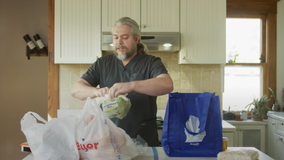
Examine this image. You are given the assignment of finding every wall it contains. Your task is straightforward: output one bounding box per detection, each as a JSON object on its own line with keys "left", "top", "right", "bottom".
{"left": 277, "top": 0, "right": 284, "bottom": 108}
{"left": 0, "top": 0, "right": 48, "bottom": 159}
{"left": 59, "top": 53, "right": 221, "bottom": 110}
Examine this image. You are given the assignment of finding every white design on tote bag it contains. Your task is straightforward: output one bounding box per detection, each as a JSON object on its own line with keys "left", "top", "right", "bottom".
{"left": 184, "top": 115, "right": 206, "bottom": 143}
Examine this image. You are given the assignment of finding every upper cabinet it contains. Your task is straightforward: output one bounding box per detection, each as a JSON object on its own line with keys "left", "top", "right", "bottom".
{"left": 54, "top": 0, "right": 101, "bottom": 64}
{"left": 179, "top": 0, "right": 226, "bottom": 64}
{"left": 102, "top": 0, "right": 179, "bottom": 32}
{"left": 54, "top": 0, "right": 225, "bottom": 64}
{"left": 102, "top": 0, "right": 140, "bottom": 32}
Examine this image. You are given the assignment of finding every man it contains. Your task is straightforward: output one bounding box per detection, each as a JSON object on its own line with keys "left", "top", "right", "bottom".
{"left": 71, "top": 17, "right": 173, "bottom": 146}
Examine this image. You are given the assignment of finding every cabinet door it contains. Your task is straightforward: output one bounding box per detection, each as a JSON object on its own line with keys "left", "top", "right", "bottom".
{"left": 222, "top": 132, "right": 234, "bottom": 147}
{"left": 238, "top": 125, "right": 265, "bottom": 153}
{"left": 275, "top": 133, "right": 284, "bottom": 160}
{"left": 179, "top": 0, "right": 226, "bottom": 64}
{"left": 267, "top": 117, "right": 276, "bottom": 159}
{"left": 232, "top": 125, "right": 239, "bottom": 147}
{"left": 141, "top": 0, "right": 179, "bottom": 32}
{"left": 55, "top": 0, "right": 101, "bottom": 64}
{"left": 101, "top": 0, "right": 140, "bottom": 32}
{"left": 275, "top": 119, "right": 284, "bottom": 136}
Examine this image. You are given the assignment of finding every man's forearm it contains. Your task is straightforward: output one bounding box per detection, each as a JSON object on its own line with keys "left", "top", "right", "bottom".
{"left": 71, "top": 80, "right": 98, "bottom": 101}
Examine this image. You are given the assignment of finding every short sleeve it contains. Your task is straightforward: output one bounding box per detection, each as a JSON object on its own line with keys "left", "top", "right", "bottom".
{"left": 150, "top": 56, "right": 168, "bottom": 78}
{"left": 81, "top": 61, "right": 101, "bottom": 87}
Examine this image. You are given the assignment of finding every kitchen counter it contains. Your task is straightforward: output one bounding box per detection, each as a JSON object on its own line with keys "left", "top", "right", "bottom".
{"left": 267, "top": 111, "right": 284, "bottom": 121}
{"left": 222, "top": 120, "right": 236, "bottom": 132}
{"left": 23, "top": 147, "right": 273, "bottom": 160}
{"left": 221, "top": 120, "right": 235, "bottom": 147}
{"left": 225, "top": 119, "right": 268, "bottom": 125}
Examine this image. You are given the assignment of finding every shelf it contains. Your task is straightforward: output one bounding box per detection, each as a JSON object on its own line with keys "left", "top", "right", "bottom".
{"left": 26, "top": 46, "right": 48, "bottom": 60}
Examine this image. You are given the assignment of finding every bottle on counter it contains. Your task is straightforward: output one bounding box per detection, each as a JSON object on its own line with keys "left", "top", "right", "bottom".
{"left": 240, "top": 111, "right": 247, "bottom": 120}
{"left": 222, "top": 137, "right": 228, "bottom": 151}
{"left": 33, "top": 34, "right": 47, "bottom": 53}
{"left": 23, "top": 34, "right": 37, "bottom": 52}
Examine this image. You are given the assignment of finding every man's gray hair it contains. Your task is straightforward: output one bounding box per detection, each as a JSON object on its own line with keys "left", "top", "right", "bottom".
{"left": 113, "top": 17, "right": 148, "bottom": 54}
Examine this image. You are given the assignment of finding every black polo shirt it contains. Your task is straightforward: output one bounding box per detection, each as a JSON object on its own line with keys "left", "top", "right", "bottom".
{"left": 81, "top": 53, "right": 168, "bottom": 146}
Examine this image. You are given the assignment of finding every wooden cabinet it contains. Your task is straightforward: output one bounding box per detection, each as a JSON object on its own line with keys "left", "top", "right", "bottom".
{"left": 179, "top": 0, "right": 226, "bottom": 64}
{"left": 227, "top": 120, "right": 267, "bottom": 153}
{"left": 267, "top": 112, "right": 284, "bottom": 159}
{"left": 102, "top": 0, "right": 179, "bottom": 32}
{"left": 54, "top": 0, "right": 101, "bottom": 64}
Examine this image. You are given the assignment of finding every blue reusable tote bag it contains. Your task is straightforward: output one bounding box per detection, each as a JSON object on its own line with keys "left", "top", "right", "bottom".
{"left": 161, "top": 92, "right": 222, "bottom": 157}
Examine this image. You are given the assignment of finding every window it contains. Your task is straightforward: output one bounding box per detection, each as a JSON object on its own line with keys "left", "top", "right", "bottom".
{"left": 226, "top": 18, "right": 262, "bottom": 63}
{"left": 223, "top": 15, "right": 266, "bottom": 112}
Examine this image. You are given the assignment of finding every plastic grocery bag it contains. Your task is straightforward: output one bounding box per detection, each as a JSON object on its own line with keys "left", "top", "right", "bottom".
{"left": 161, "top": 92, "right": 222, "bottom": 157}
{"left": 20, "top": 111, "right": 79, "bottom": 160}
{"left": 75, "top": 97, "right": 139, "bottom": 160}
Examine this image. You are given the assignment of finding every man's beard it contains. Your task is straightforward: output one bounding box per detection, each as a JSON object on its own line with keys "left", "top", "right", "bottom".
{"left": 114, "top": 43, "right": 137, "bottom": 60}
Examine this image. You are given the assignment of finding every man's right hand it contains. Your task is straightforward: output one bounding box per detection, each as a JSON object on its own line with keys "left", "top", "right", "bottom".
{"left": 72, "top": 79, "right": 110, "bottom": 100}
{"left": 94, "top": 87, "right": 110, "bottom": 98}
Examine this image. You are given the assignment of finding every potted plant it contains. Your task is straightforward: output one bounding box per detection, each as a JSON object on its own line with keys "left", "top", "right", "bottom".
{"left": 245, "top": 95, "right": 271, "bottom": 121}
{"left": 269, "top": 87, "right": 280, "bottom": 111}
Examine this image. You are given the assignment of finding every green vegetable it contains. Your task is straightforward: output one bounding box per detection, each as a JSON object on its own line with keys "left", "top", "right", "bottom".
{"left": 101, "top": 95, "right": 131, "bottom": 119}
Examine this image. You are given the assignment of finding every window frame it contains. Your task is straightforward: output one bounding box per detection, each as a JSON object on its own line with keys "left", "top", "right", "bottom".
{"left": 226, "top": 14, "right": 266, "bottom": 64}
{"left": 226, "top": 0, "right": 278, "bottom": 108}
{"left": 226, "top": 14, "right": 267, "bottom": 97}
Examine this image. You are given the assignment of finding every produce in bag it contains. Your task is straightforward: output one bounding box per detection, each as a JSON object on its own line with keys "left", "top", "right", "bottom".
{"left": 75, "top": 97, "right": 139, "bottom": 160}
{"left": 98, "top": 94, "right": 131, "bottom": 119}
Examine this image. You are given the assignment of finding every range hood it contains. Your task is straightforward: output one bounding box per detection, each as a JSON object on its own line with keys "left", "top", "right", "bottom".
{"left": 101, "top": 32, "right": 180, "bottom": 52}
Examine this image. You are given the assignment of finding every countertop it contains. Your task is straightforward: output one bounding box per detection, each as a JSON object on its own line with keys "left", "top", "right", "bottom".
{"left": 222, "top": 120, "right": 236, "bottom": 132}
{"left": 22, "top": 147, "right": 273, "bottom": 160}
{"left": 267, "top": 111, "right": 284, "bottom": 121}
{"left": 225, "top": 119, "right": 268, "bottom": 125}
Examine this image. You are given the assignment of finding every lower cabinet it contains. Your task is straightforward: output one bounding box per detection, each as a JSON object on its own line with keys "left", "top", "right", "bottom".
{"left": 227, "top": 121, "right": 267, "bottom": 153}
{"left": 267, "top": 117, "right": 276, "bottom": 159}
{"left": 274, "top": 133, "right": 284, "bottom": 160}
{"left": 222, "top": 132, "right": 234, "bottom": 147}
{"left": 267, "top": 112, "right": 284, "bottom": 160}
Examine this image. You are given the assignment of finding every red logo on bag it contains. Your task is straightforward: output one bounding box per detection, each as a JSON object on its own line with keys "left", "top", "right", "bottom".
{"left": 76, "top": 142, "right": 99, "bottom": 152}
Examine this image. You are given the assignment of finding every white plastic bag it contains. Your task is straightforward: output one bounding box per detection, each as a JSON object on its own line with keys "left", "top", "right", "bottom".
{"left": 20, "top": 111, "right": 79, "bottom": 160}
{"left": 75, "top": 97, "right": 139, "bottom": 160}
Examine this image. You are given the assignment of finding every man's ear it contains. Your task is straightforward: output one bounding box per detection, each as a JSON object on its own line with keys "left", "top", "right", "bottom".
{"left": 135, "top": 35, "right": 140, "bottom": 44}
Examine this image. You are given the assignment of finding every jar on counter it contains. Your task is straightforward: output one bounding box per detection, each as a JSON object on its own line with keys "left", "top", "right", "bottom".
{"left": 222, "top": 137, "right": 228, "bottom": 151}
{"left": 240, "top": 111, "right": 247, "bottom": 120}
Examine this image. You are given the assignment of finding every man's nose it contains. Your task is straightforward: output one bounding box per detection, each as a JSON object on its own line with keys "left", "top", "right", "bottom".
{"left": 117, "top": 37, "right": 123, "bottom": 44}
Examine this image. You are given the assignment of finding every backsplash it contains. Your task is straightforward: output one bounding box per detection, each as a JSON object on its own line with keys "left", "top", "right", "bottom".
{"left": 59, "top": 52, "right": 221, "bottom": 110}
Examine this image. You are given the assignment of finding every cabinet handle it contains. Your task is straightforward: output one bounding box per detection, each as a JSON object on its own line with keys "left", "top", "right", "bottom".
{"left": 142, "top": 25, "right": 146, "bottom": 28}
{"left": 281, "top": 122, "right": 284, "bottom": 125}
{"left": 182, "top": 56, "right": 186, "bottom": 59}
{"left": 279, "top": 137, "right": 283, "bottom": 141}
{"left": 272, "top": 122, "right": 275, "bottom": 125}
{"left": 239, "top": 129, "right": 242, "bottom": 131}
